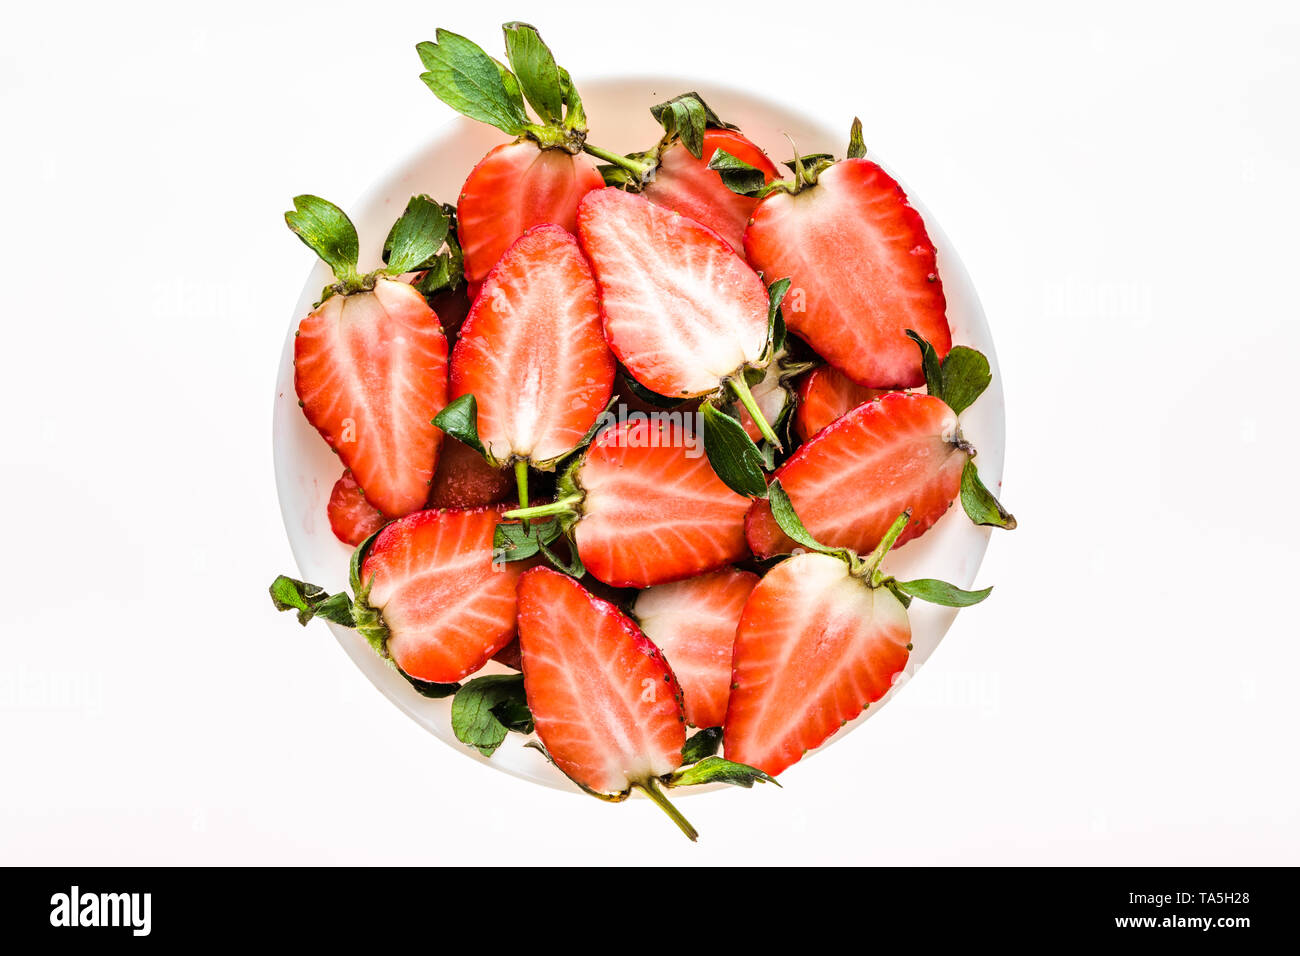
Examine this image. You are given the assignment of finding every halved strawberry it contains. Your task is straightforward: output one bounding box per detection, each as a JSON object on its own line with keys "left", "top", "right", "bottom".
{"left": 457, "top": 141, "right": 604, "bottom": 285}
{"left": 745, "top": 157, "right": 951, "bottom": 388}
{"left": 577, "top": 188, "right": 770, "bottom": 401}
{"left": 427, "top": 438, "right": 514, "bottom": 510}
{"left": 724, "top": 551, "right": 911, "bottom": 776}
{"left": 359, "top": 507, "right": 525, "bottom": 683}
{"left": 517, "top": 566, "right": 686, "bottom": 795}
{"left": 746, "top": 392, "right": 968, "bottom": 558}
{"left": 794, "top": 364, "right": 888, "bottom": 442}
{"left": 450, "top": 224, "right": 614, "bottom": 468}
{"left": 327, "top": 469, "right": 388, "bottom": 547}
{"left": 295, "top": 276, "right": 449, "bottom": 518}
{"left": 643, "top": 128, "right": 779, "bottom": 257}
{"left": 633, "top": 568, "right": 758, "bottom": 728}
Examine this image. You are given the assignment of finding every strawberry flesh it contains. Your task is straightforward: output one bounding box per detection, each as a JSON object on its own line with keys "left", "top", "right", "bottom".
{"left": 450, "top": 224, "right": 614, "bottom": 465}
{"left": 643, "top": 128, "right": 779, "bottom": 258}
{"left": 745, "top": 158, "right": 951, "bottom": 388}
{"left": 747, "top": 392, "right": 967, "bottom": 558}
{"left": 361, "top": 507, "right": 524, "bottom": 683}
{"left": 578, "top": 187, "right": 769, "bottom": 398}
{"left": 327, "top": 469, "right": 388, "bottom": 547}
{"left": 458, "top": 141, "right": 604, "bottom": 285}
{"left": 576, "top": 418, "right": 752, "bottom": 587}
{"left": 724, "top": 553, "right": 911, "bottom": 776}
{"left": 633, "top": 568, "right": 759, "bottom": 728}
{"left": 794, "top": 364, "right": 889, "bottom": 442}
{"left": 294, "top": 278, "right": 448, "bottom": 518}
{"left": 517, "top": 566, "right": 685, "bottom": 795}
{"left": 427, "top": 438, "right": 514, "bottom": 510}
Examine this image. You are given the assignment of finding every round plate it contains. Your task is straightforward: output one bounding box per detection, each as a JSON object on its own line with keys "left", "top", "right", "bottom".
{"left": 272, "top": 76, "right": 1006, "bottom": 792}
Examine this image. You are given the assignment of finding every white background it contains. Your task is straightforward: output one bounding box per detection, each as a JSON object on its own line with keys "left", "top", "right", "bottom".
{"left": 2, "top": 0, "right": 1296, "bottom": 864}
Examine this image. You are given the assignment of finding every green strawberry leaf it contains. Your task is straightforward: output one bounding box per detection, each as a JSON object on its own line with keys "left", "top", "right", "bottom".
{"left": 452, "top": 674, "right": 532, "bottom": 757}
{"left": 417, "top": 29, "right": 529, "bottom": 136}
{"left": 502, "top": 22, "right": 563, "bottom": 125}
{"left": 782, "top": 152, "right": 835, "bottom": 175}
{"left": 892, "top": 577, "right": 992, "bottom": 607}
{"left": 940, "top": 346, "right": 992, "bottom": 416}
{"left": 411, "top": 225, "right": 465, "bottom": 298}
{"left": 707, "top": 148, "right": 767, "bottom": 196}
{"left": 538, "top": 534, "right": 585, "bottom": 578}
{"left": 960, "top": 458, "right": 1017, "bottom": 529}
{"left": 666, "top": 756, "right": 780, "bottom": 789}
{"left": 764, "top": 277, "right": 792, "bottom": 362}
{"left": 702, "top": 402, "right": 768, "bottom": 498}
{"left": 493, "top": 517, "right": 563, "bottom": 563}
{"left": 433, "top": 394, "right": 488, "bottom": 459}
{"left": 681, "top": 726, "right": 723, "bottom": 764}
{"left": 268, "top": 576, "right": 355, "bottom": 627}
{"left": 847, "top": 116, "right": 866, "bottom": 159}
{"left": 766, "top": 480, "right": 840, "bottom": 557}
{"left": 905, "top": 329, "right": 945, "bottom": 402}
{"left": 285, "top": 195, "right": 360, "bottom": 284}
{"left": 398, "top": 665, "right": 460, "bottom": 699}
{"left": 383, "top": 195, "right": 451, "bottom": 277}
{"left": 649, "top": 92, "right": 710, "bottom": 158}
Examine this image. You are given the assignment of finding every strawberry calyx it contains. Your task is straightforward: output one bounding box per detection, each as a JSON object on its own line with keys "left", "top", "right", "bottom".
{"left": 586, "top": 90, "right": 740, "bottom": 191}
{"left": 767, "top": 481, "right": 993, "bottom": 608}
{"left": 417, "top": 24, "right": 588, "bottom": 154}
{"left": 709, "top": 117, "right": 869, "bottom": 200}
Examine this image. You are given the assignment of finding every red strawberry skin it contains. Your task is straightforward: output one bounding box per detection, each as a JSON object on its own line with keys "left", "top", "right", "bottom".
{"left": 295, "top": 278, "right": 448, "bottom": 518}
{"left": 724, "top": 552, "right": 911, "bottom": 776}
{"left": 576, "top": 419, "right": 752, "bottom": 587}
{"left": 644, "top": 128, "right": 779, "bottom": 257}
{"left": 633, "top": 568, "right": 759, "bottom": 728}
{"left": 747, "top": 392, "right": 967, "bottom": 558}
{"left": 360, "top": 507, "right": 523, "bottom": 683}
{"left": 327, "top": 469, "right": 388, "bottom": 547}
{"left": 794, "top": 365, "right": 889, "bottom": 442}
{"left": 578, "top": 187, "right": 769, "bottom": 398}
{"left": 517, "top": 566, "right": 685, "bottom": 794}
{"left": 426, "top": 438, "right": 513, "bottom": 510}
{"left": 450, "top": 225, "right": 615, "bottom": 465}
{"left": 458, "top": 141, "right": 604, "bottom": 285}
{"left": 745, "top": 159, "right": 951, "bottom": 388}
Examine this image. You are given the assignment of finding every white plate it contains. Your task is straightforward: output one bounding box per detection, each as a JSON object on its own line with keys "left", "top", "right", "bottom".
{"left": 272, "top": 77, "right": 1006, "bottom": 792}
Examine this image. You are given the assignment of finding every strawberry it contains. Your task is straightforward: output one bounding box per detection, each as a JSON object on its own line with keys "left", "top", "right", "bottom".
{"left": 288, "top": 196, "right": 451, "bottom": 518}
{"left": 577, "top": 187, "right": 787, "bottom": 449}
{"left": 418, "top": 26, "right": 604, "bottom": 285}
{"left": 736, "top": 122, "right": 951, "bottom": 389}
{"left": 269, "top": 506, "right": 527, "bottom": 685}
{"left": 427, "top": 438, "right": 514, "bottom": 510}
{"left": 633, "top": 568, "right": 759, "bottom": 728}
{"left": 746, "top": 392, "right": 968, "bottom": 558}
{"left": 327, "top": 469, "right": 388, "bottom": 547}
{"left": 642, "top": 127, "right": 780, "bottom": 256}
{"left": 725, "top": 486, "right": 992, "bottom": 776}
{"left": 517, "top": 566, "right": 686, "bottom": 795}
{"left": 505, "top": 418, "right": 752, "bottom": 587}
{"left": 794, "top": 364, "right": 889, "bottom": 442}
{"left": 449, "top": 225, "right": 615, "bottom": 475}
{"left": 456, "top": 141, "right": 604, "bottom": 286}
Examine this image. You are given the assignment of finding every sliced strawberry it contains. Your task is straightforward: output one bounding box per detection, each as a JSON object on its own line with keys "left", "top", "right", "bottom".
{"left": 633, "top": 568, "right": 758, "bottom": 728}
{"left": 574, "top": 418, "right": 752, "bottom": 587}
{"left": 744, "top": 158, "right": 951, "bottom": 388}
{"left": 458, "top": 141, "right": 604, "bottom": 285}
{"left": 724, "top": 552, "right": 911, "bottom": 776}
{"left": 794, "top": 364, "right": 888, "bottom": 442}
{"left": 450, "top": 225, "right": 615, "bottom": 467}
{"left": 517, "top": 566, "right": 685, "bottom": 795}
{"left": 360, "top": 507, "right": 523, "bottom": 683}
{"left": 746, "top": 392, "right": 967, "bottom": 558}
{"left": 294, "top": 277, "right": 448, "bottom": 518}
{"left": 643, "top": 128, "right": 779, "bottom": 257}
{"left": 327, "top": 469, "right": 388, "bottom": 547}
{"left": 577, "top": 187, "right": 769, "bottom": 399}
{"left": 427, "top": 438, "right": 513, "bottom": 510}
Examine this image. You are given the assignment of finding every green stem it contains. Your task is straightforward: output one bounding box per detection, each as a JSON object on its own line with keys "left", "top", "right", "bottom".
{"left": 856, "top": 509, "right": 912, "bottom": 582}
{"left": 514, "top": 460, "right": 531, "bottom": 531}
{"left": 634, "top": 777, "right": 699, "bottom": 843}
{"left": 502, "top": 495, "right": 583, "bottom": 522}
{"left": 729, "top": 373, "right": 783, "bottom": 450}
{"left": 582, "top": 143, "right": 656, "bottom": 183}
